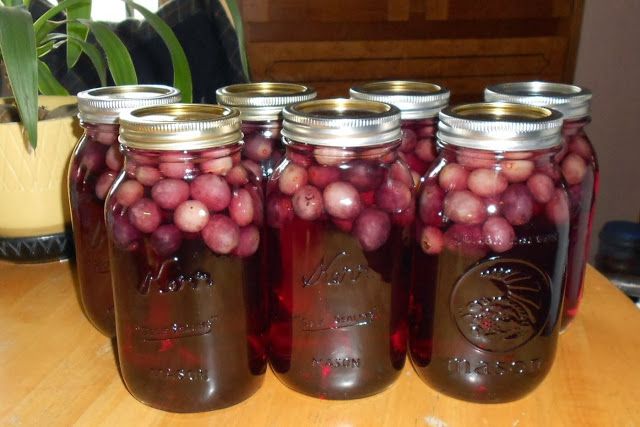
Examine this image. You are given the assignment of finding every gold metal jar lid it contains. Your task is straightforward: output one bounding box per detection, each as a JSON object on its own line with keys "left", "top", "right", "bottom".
{"left": 437, "top": 102, "right": 564, "bottom": 151}
{"left": 282, "top": 98, "right": 401, "bottom": 147}
{"left": 484, "top": 81, "right": 592, "bottom": 120}
{"left": 349, "top": 80, "right": 450, "bottom": 120}
{"left": 216, "top": 82, "right": 317, "bottom": 121}
{"left": 77, "top": 85, "right": 181, "bottom": 124}
{"left": 119, "top": 104, "right": 242, "bottom": 151}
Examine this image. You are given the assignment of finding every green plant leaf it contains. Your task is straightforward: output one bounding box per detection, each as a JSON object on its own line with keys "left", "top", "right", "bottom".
{"left": 66, "top": 35, "right": 107, "bottom": 86}
{"left": 0, "top": 5, "right": 38, "bottom": 148}
{"left": 225, "top": 0, "right": 250, "bottom": 81}
{"left": 35, "top": 20, "right": 64, "bottom": 43}
{"left": 82, "top": 20, "right": 137, "bottom": 85}
{"left": 124, "top": 0, "right": 193, "bottom": 102}
{"left": 66, "top": 0, "right": 90, "bottom": 68}
{"left": 33, "top": 0, "right": 88, "bottom": 42}
{"left": 37, "top": 60, "right": 69, "bottom": 96}
{"left": 37, "top": 40, "right": 56, "bottom": 57}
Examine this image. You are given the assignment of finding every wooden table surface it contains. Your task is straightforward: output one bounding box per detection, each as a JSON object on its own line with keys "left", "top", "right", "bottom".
{"left": 1, "top": 260, "right": 639, "bottom": 427}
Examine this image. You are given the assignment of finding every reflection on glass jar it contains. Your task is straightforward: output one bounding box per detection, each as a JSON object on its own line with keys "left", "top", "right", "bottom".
{"left": 410, "top": 102, "right": 569, "bottom": 403}
{"left": 267, "top": 99, "right": 412, "bottom": 399}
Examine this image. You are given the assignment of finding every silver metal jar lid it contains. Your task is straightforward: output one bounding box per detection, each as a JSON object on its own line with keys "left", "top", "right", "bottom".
{"left": 77, "top": 85, "right": 181, "bottom": 124}
{"left": 282, "top": 98, "right": 401, "bottom": 147}
{"left": 484, "top": 81, "right": 592, "bottom": 120}
{"left": 216, "top": 82, "right": 317, "bottom": 122}
{"left": 437, "top": 102, "right": 564, "bottom": 151}
{"left": 349, "top": 80, "right": 450, "bottom": 120}
{"left": 119, "top": 104, "right": 242, "bottom": 151}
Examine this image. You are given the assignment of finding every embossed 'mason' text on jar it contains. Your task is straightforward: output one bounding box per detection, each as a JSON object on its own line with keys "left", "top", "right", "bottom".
{"left": 409, "top": 102, "right": 570, "bottom": 403}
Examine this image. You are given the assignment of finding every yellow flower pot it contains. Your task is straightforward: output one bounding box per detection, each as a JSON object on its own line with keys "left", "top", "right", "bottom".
{"left": 0, "top": 96, "right": 82, "bottom": 237}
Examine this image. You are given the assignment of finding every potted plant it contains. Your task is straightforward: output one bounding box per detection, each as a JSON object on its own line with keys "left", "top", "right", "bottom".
{"left": 0, "top": 0, "right": 192, "bottom": 261}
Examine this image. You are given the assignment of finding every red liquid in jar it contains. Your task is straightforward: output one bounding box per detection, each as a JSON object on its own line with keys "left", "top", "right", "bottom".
{"left": 397, "top": 117, "right": 438, "bottom": 178}
{"left": 68, "top": 123, "right": 122, "bottom": 336}
{"left": 267, "top": 146, "right": 411, "bottom": 399}
{"left": 106, "top": 146, "right": 267, "bottom": 412}
{"left": 410, "top": 148, "right": 570, "bottom": 403}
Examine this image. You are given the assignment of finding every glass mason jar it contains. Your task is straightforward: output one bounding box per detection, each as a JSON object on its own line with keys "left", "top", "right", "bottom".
{"left": 410, "top": 103, "right": 570, "bottom": 403}
{"left": 350, "top": 81, "right": 450, "bottom": 181}
{"left": 485, "top": 82, "right": 598, "bottom": 331}
{"left": 106, "top": 104, "right": 267, "bottom": 412}
{"left": 68, "top": 85, "right": 181, "bottom": 337}
{"left": 216, "top": 82, "right": 317, "bottom": 180}
{"left": 267, "top": 99, "right": 413, "bottom": 399}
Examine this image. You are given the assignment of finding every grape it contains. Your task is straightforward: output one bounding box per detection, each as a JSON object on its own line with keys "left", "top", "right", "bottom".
{"left": 343, "top": 161, "right": 384, "bottom": 191}
{"left": 527, "top": 173, "right": 555, "bottom": 203}
{"left": 419, "top": 183, "right": 445, "bottom": 226}
{"left": 234, "top": 225, "right": 260, "bottom": 257}
{"left": 456, "top": 149, "right": 495, "bottom": 169}
{"left": 401, "top": 152, "right": 428, "bottom": 175}
{"left": 292, "top": 185, "right": 324, "bottom": 221}
{"left": 323, "top": 181, "right": 362, "bottom": 220}
{"left": 500, "top": 184, "right": 534, "bottom": 226}
{"left": 128, "top": 198, "right": 162, "bottom": 233}
{"left": 202, "top": 214, "right": 239, "bottom": 254}
{"left": 443, "top": 190, "right": 487, "bottom": 225}
{"left": 115, "top": 180, "right": 144, "bottom": 207}
{"left": 375, "top": 179, "right": 412, "bottom": 213}
{"left": 561, "top": 153, "right": 587, "bottom": 185}
{"left": 135, "top": 166, "right": 162, "bottom": 186}
{"left": 150, "top": 224, "right": 183, "bottom": 257}
{"left": 414, "top": 139, "right": 436, "bottom": 162}
{"left": 392, "top": 202, "right": 415, "bottom": 226}
{"left": 201, "top": 156, "right": 233, "bottom": 175}
{"left": 388, "top": 161, "right": 414, "bottom": 188}
{"left": 278, "top": 163, "right": 308, "bottom": 195}
{"left": 151, "top": 179, "right": 190, "bottom": 210}
{"left": 419, "top": 226, "right": 444, "bottom": 254}
{"left": 501, "top": 160, "right": 534, "bottom": 183}
{"left": 308, "top": 165, "right": 341, "bottom": 189}
{"left": 545, "top": 188, "right": 570, "bottom": 224}
{"left": 569, "top": 135, "right": 593, "bottom": 159}
{"left": 244, "top": 134, "right": 273, "bottom": 162}
{"left": 400, "top": 128, "right": 417, "bottom": 153}
{"left": 159, "top": 161, "right": 196, "bottom": 179}
{"left": 482, "top": 216, "right": 515, "bottom": 253}
{"left": 229, "top": 188, "right": 255, "bottom": 227}
{"left": 267, "top": 194, "right": 294, "bottom": 228}
{"left": 95, "top": 130, "right": 118, "bottom": 145}
{"left": 79, "top": 142, "right": 107, "bottom": 172}
{"left": 417, "top": 124, "right": 436, "bottom": 138}
{"left": 467, "top": 168, "right": 507, "bottom": 197}
{"left": 353, "top": 208, "right": 391, "bottom": 251}
{"left": 111, "top": 215, "right": 141, "bottom": 250}
{"left": 105, "top": 144, "right": 123, "bottom": 171}
{"left": 246, "top": 185, "right": 264, "bottom": 226}
{"left": 95, "top": 171, "right": 116, "bottom": 200}
{"left": 226, "top": 164, "right": 249, "bottom": 186}
{"left": 241, "top": 159, "right": 263, "bottom": 180}
{"left": 190, "top": 174, "right": 231, "bottom": 211}
{"left": 439, "top": 163, "right": 469, "bottom": 191}
{"left": 314, "top": 147, "right": 354, "bottom": 166}
{"left": 174, "top": 200, "right": 210, "bottom": 232}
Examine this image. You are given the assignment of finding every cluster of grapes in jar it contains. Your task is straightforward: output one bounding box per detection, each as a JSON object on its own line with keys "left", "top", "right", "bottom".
{"left": 107, "top": 146, "right": 264, "bottom": 258}
{"left": 75, "top": 128, "right": 123, "bottom": 200}
{"left": 556, "top": 122, "right": 595, "bottom": 214}
{"left": 267, "top": 143, "right": 415, "bottom": 251}
{"left": 240, "top": 122, "right": 284, "bottom": 177}
{"left": 417, "top": 149, "right": 570, "bottom": 256}
{"left": 396, "top": 118, "right": 438, "bottom": 180}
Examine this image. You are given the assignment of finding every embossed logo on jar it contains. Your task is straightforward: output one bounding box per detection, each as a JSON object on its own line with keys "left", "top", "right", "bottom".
{"left": 302, "top": 251, "right": 369, "bottom": 288}
{"left": 138, "top": 257, "right": 214, "bottom": 294}
{"left": 450, "top": 258, "right": 551, "bottom": 352}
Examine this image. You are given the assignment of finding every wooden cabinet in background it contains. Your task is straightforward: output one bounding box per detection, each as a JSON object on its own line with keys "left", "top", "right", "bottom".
{"left": 238, "top": 0, "right": 584, "bottom": 102}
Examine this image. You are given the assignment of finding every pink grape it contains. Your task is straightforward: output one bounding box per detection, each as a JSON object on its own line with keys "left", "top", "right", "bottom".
{"left": 500, "top": 184, "right": 534, "bottom": 226}
{"left": 419, "top": 226, "right": 444, "bottom": 254}
{"left": 292, "top": 185, "right": 324, "bottom": 221}
{"left": 439, "top": 163, "right": 469, "bottom": 191}
{"left": 288, "top": 151, "right": 312, "bottom": 167}
{"left": 135, "top": 166, "right": 162, "bottom": 186}
{"left": 202, "top": 215, "right": 239, "bottom": 254}
{"left": 323, "top": 181, "right": 362, "bottom": 220}
{"left": 415, "top": 139, "right": 436, "bottom": 162}
{"left": 174, "top": 200, "right": 210, "bottom": 232}
{"left": 267, "top": 194, "right": 294, "bottom": 228}
{"left": 569, "top": 135, "right": 593, "bottom": 159}
{"left": 201, "top": 147, "right": 231, "bottom": 159}
{"left": 159, "top": 160, "right": 196, "bottom": 179}
{"left": 242, "top": 160, "right": 262, "bottom": 180}
{"left": 400, "top": 152, "right": 428, "bottom": 175}
{"left": 444, "top": 224, "right": 487, "bottom": 258}
{"left": 201, "top": 156, "right": 233, "bottom": 175}
{"left": 105, "top": 144, "right": 123, "bottom": 171}
{"left": 343, "top": 161, "right": 384, "bottom": 191}
{"left": 115, "top": 180, "right": 144, "bottom": 207}
{"left": 278, "top": 163, "right": 308, "bottom": 195}
{"left": 190, "top": 174, "right": 231, "bottom": 211}
{"left": 417, "top": 123, "right": 436, "bottom": 138}
{"left": 482, "top": 216, "right": 515, "bottom": 253}
{"left": 79, "top": 142, "right": 107, "bottom": 172}
{"left": 389, "top": 161, "right": 414, "bottom": 188}
{"left": 150, "top": 224, "right": 183, "bottom": 257}
{"left": 527, "top": 173, "right": 555, "bottom": 203}
{"left": 419, "top": 183, "right": 445, "bottom": 226}
{"left": 229, "top": 188, "right": 255, "bottom": 227}
{"left": 246, "top": 185, "right": 264, "bottom": 226}
{"left": 111, "top": 215, "right": 141, "bottom": 250}
{"left": 353, "top": 208, "right": 391, "bottom": 251}
{"left": 128, "top": 198, "right": 162, "bottom": 233}
{"left": 308, "top": 165, "right": 341, "bottom": 189}
{"left": 467, "top": 168, "right": 507, "bottom": 197}
{"left": 233, "top": 225, "right": 260, "bottom": 257}
{"left": 314, "top": 147, "right": 354, "bottom": 166}
{"left": 151, "top": 179, "right": 190, "bottom": 210}
{"left": 392, "top": 202, "right": 415, "bottom": 226}
{"left": 375, "top": 179, "right": 412, "bottom": 213}
{"left": 456, "top": 150, "right": 495, "bottom": 169}
{"left": 561, "top": 153, "right": 587, "bottom": 185}
{"left": 500, "top": 160, "right": 534, "bottom": 183}
{"left": 244, "top": 134, "right": 273, "bottom": 162}
{"left": 226, "top": 164, "right": 249, "bottom": 186}
{"left": 400, "top": 128, "right": 417, "bottom": 153}
{"left": 443, "top": 190, "right": 487, "bottom": 225}
{"left": 545, "top": 188, "right": 570, "bottom": 224}
{"left": 95, "top": 130, "right": 118, "bottom": 145}
{"left": 95, "top": 171, "right": 116, "bottom": 200}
